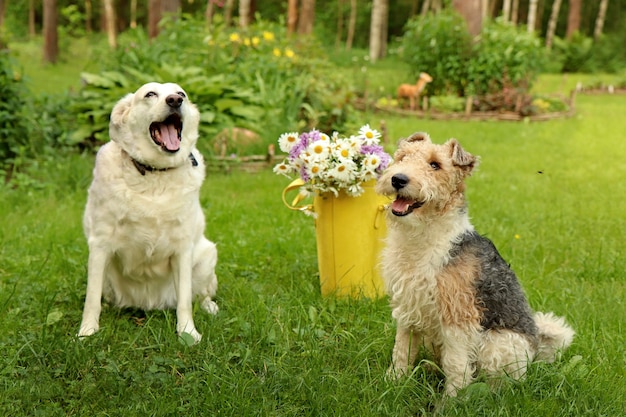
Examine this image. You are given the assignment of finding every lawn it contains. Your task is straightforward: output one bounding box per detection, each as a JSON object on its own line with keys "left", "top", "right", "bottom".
{"left": 1, "top": 41, "right": 625, "bottom": 415}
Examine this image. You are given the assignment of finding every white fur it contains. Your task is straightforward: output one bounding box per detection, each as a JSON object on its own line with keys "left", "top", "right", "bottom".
{"left": 78, "top": 83, "right": 218, "bottom": 344}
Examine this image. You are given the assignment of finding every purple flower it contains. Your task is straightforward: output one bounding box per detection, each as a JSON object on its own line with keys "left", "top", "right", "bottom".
{"left": 288, "top": 129, "right": 322, "bottom": 162}
{"left": 360, "top": 144, "right": 392, "bottom": 172}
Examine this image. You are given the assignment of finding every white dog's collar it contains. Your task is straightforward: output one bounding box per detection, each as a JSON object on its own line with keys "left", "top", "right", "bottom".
{"left": 128, "top": 152, "right": 198, "bottom": 176}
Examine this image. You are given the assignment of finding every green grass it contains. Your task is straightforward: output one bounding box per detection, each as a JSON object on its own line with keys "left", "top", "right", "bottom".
{"left": 1, "top": 93, "right": 625, "bottom": 415}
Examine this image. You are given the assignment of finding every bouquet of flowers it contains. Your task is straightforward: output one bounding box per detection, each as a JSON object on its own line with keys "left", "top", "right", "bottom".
{"left": 273, "top": 125, "right": 392, "bottom": 197}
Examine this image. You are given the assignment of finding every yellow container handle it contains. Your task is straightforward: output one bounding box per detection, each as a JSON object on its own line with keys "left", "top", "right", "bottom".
{"left": 282, "top": 178, "right": 314, "bottom": 212}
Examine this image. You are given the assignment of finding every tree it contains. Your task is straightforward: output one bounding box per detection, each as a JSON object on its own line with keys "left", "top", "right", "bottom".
{"left": 502, "top": 0, "right": 511, "bottom": 21}
{"left": 148, "top": 0, "right": 161, "bottom": 38}
{"left": 369, "top": 0, "right": 388, "bottom": 62}
{"left": 43, "top": 0, "right": 58, "bottom": 63}
{"left": 239, "top": 0, "right": 251, "bottom": 27}
{"left": 594, "top": 0, "right": 609, "bottom": 40}
{"left": 298, "top": 0, "right": 315, "bottom": 35}
{"left": 345, "top": 0, "right": 356, "bottom": 50}
{"left": 452, "top": 0, "right": 482, "bottom": 37}
{"left": 29, "top": 0, "right": 37, "bottom": 37}
{"left": 103, "top": 0, "right": 117, "bottom": 48}
{"left": 287, "top": 0, "right": 298, "bottom": 35}
{"left": 0, "top": 0, "right": 6, "bottom": 31}
{"left": 527, "top": 0, "right": 538, "bottom": 33}
{"left": 545, "top": 0, "right": 562, "bottom": 49}
{"left": 566, "top": 0, "right": 581, "bottom": 39}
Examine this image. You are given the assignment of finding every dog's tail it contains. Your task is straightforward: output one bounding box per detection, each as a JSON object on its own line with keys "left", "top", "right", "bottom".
{"left": 533, "top": 312, "right": 575, "bottom": 362}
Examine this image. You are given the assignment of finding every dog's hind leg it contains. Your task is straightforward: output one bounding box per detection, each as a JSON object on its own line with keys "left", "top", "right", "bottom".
{"left": 193, "top": 238, "right": 219, "bottom": 315}
{"left": 478, "top": 329, "right": 533, "bottom": 385}
{"left": 388, "top": 326, "right": 421, "bottom": 378}
{"left": 440, "top": 325, "right": 480, "bottom": 396}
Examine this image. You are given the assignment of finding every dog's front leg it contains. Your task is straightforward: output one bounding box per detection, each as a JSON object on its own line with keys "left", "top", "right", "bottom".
{"left": 388, "top": 326, "right": 420, "bottom": 378}
{"left": 173, "top": 249, "right": 202, "bottom": 344}
{"left": 78, "top": 248, "right": 109, "bottom": 337}
{"left": 440, "top": 325, "right": 479, "bottom": 396}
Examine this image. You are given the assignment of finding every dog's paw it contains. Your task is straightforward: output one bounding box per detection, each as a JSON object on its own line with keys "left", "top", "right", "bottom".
{"left": 201, "top": 298, "right": 219, "bottom": 315}
{"left": 77, "top": 323, "right": 99, "bottom": 338}
{"left": 177, "top": 324, "right": 202, "bottom": 345}
{"left": 385, "top": 364, "right": 407, "bottom": 380}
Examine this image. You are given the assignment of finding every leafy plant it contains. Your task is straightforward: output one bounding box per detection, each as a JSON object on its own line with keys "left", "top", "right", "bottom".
{"left": 398, "top": 11, "right": 473, "bottom": 96}
{"left": 467, "top": 19, "right": 545, "bottom": 96}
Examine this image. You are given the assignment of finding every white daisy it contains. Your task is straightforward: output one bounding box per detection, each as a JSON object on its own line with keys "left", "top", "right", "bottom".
{"left": 357, "top": 124, "right": 381, "bottom": 145}
{"left": 305, "top": 139, "right": 331, "bottom": 161}
{"left": 278, "top": 132, "right": 300, "bottom": 153}
{"left": 273, "top": 160, "right": 294, "bottom": 177}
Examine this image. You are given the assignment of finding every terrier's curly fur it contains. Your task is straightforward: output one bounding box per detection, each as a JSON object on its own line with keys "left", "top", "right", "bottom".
{"left": 376, "top": 132, "right": 574, "bottom": 396}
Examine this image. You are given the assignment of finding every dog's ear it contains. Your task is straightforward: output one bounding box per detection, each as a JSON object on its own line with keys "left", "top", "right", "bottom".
{"left": 447, "top": 139, "right": 478, "bottom": 173}
{"left": 109, "top": 93, "right": 134, "bottom": 129}
{"left": 401, "top": 132, "right": 431, "bottom": 145}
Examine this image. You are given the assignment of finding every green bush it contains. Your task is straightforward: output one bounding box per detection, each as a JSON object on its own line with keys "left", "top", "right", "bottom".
{"left": 398, "top": 11, "right": 472, "bottom": 96}
{"left": 398, "top": 13, "right": 545, "bottom": 98}
{"left": 70, "top": 15, "right": 355, "bottom": 152}
{"left": 468, "top": 19, "right": 545, "bottom": 96}
{"left": 0, "top": 51, "right": 31, "bottom": 178}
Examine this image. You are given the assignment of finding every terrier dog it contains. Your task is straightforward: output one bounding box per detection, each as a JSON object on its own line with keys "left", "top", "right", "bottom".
{"left": 375, "top": 132, "right": 574, "bottom": 396}
{"left": 397, "top": 72, "right": 433, "bottom": 111}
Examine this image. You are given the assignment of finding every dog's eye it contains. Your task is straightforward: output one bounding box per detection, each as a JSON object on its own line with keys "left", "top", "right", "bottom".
{"left": 177, "top": 91, "right": 186, "bottom": 98}
{"left": 430, "top": 161, "right": 441, "bottom": 170}
{"left": 145, "top": 91, "right": 157, "bottom": 98}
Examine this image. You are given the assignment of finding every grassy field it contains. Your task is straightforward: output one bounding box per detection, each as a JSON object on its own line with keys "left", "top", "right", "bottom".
{"left": 1, "top": 91, "right": 625, "bottom": 415}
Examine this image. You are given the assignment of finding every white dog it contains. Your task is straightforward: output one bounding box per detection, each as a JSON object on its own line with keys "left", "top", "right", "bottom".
{"left": 78, "top": 82, "right": 218, "bottom": 343}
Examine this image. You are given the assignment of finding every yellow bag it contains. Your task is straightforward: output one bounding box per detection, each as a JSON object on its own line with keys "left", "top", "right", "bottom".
{"left": 282, "top": 179, "right": 388, "bottom": 298}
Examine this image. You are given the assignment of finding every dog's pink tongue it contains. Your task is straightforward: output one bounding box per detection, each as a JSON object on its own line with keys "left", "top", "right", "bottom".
{"left": 392, "top": 198, "right": 412, "bottom": 213}
{"left": 160, "top": 123, "right": 180, "bottom": 151}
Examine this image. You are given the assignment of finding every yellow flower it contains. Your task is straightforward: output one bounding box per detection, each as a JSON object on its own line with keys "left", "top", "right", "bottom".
{"left": 284, "top": 48, "right": 295, "bottom": 58}
{"left": 229, "top": 33, "right": 241, "bottom": 43}
{"left": 273, "top": 48, "right": 281, "bottom": 57}
{"left": 263, "top": 31, "right": 275, "bottom": 41}
{"left": 252, "top": 36, "right": 260, "bottom": 47}
{"left": 515, "top": 234, "right": 521, "bottom": 239}
{"left": 243, "top": 37, "right": 251, "bottom": 46}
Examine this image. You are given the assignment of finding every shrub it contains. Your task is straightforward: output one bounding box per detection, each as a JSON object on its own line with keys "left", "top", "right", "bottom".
{"left": 398, "top": 11, "right": 473, "bottom": 96}
{"left": 0, "top": 51, "right": 31, "bottom": 179}
{"left": 467, "top": 19, "right": 545, "bottom": 96}
{"left": 70, "top": 15, "right": 355, "bottom": 153}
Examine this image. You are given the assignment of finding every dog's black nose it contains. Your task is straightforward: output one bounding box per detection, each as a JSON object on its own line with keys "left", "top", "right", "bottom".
{"left": 166, "top": 94, "right": 183, "bottom": 109}
{"left": 391, "top": 174, "right": 410, "bottom": 190}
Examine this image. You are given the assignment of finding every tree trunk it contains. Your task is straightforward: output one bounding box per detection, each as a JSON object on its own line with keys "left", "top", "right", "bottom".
{"left": 29, "top": 0, "right": 37, "bottom": 37}
{"left": 345, "top": 0, "right": 356, "bottom": 50}
{"left": 224, "top": 0, "right": 234, "bottom": 27}
{"left": 452, "top": 0, "right": 482, "bottom": 37}
{"left": 161, "top": 0, "right": 180, "bottom": 15}
{"left": 565, "top": 0, "right": 581, "bottom": 39}
{"left": 511, "top": 0, "right": 518, "bottom": 24}
{"left": 527, "top": 0, "right": 538, "bottom": 32}
{"left": 336, "top": 0, "right": 344, "bottom": 49}
{"left": 148, "top": 0, "right": 161, "bottom": 38}
{"left": 502, "top": 0, "right": 511, "bottom": 21}
{"left": 298, "top": 0, "right": 315, "bottom": 35}
{"left": 85, "top": 0, "right": 92, "bottom": 33}
{"left": 481, "top": 0, "right": 489, "bottom": 20}
{"left": 369, "top": 0, "right": 387, "bottom": 62}
{"left": 130, "top": 0, "right": 137, "bottom": 28}
{"left": 287, "top": 0, "right": 298, "bottom": 35}
{"left": 0, "top": 0, "right": 6, "bottom": 30}
{"left": 103, "top": 0, "right": 117, "bottom": 48}
{"left": 420, "top": 0, "right": 430, "bottom": 15}
{"left": 43, "top": 0, "right": 58, "bottom": 63}
{"left": 593, "top": 0, "right": 608, "bottom": 40}
{"left": 545, "top": 0, "right": 562, "bottom": 49}
{"left": 239, "top": 0, "right": 251, "bottom": 27}
{"left": 205, "top": 0, "right": 214, "bottom": 29}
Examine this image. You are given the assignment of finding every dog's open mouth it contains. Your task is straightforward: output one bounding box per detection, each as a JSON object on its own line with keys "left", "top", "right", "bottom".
{"left": 149, "top": 113, "right": 182, "bottom": 153}
{"left": 391, "top": 196, "right": 424, "bottom": 216}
